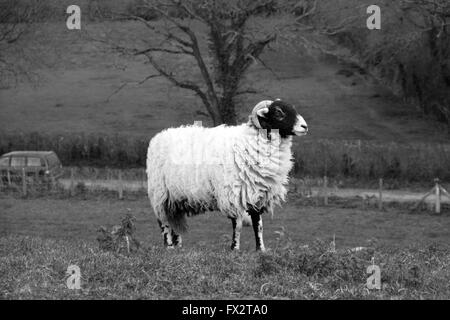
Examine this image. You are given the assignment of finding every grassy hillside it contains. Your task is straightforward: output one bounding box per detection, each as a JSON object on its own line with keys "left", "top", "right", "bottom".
{"left": 1, "top": 19, "right": 449, "bottom": 143}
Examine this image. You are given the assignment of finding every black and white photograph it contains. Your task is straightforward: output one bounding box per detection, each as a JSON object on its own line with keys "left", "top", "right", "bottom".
{"left": 0, "top": 0, "right": 449, "bottom": 304}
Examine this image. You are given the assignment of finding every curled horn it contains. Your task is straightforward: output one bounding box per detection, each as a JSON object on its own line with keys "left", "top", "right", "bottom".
{"left": 256, "top": 107, "right": 269, "bottom": 118}
{"left": 250, "top": 100, "right": 272, "bottom": 129}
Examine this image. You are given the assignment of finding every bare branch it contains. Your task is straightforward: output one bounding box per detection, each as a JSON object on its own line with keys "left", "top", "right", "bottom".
{"left": 255, "top": 56, "right": 281, "bottom": 80}
{"left": 135, "top": 46, "right": 194, "bottom": 56}
{"left": 168, "top": 0, "right": 201, "bottom": 21}
{"left": 233, "top": 34, "right": 276, "bottom": 75}
{"left": 150, "top": 5, "right": 193, "bottom": 36}
{"left": 145, "top": 53, "right": 222, "bottom": 123}
{"left": 145, "top": 54, "right": 205, "bottom": 99}
{"left": 115, "top": 12, "right": 194, "bottom": 49}
{"left": 105, "top": 74, "right": 161, "bottom": 102}
{"left": 105, "top": 83, "right": 129, "bottom": 103}
{"left": 138, "top": 73, "right": 162, "bottom": 84}
{"left": 235, "top": 88, "right": 259, "bottom": 96}
{"left": 136, "top": 3, "right": 220, "bottom": 110}
{"left": 320, "top": 15, "right": 361, "bottom": 36}
{"left": 295, "top": 0, "right": 317, "bottom": 23}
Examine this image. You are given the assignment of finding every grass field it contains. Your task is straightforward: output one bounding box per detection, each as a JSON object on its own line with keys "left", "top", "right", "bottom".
{"left": 1, "top": 195, "right": 450, "bottom": 299}
{"left": 2, "top": 195, "right": 450, "bottom": 247}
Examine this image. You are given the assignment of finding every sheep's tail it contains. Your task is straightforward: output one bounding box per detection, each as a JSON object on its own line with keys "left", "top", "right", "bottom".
{"left": 147, "top": 179, "right": 188, "bottom": 234}
{"left": 147, "top": 135, "right": 188, "bottom": 234}
{"left": 147, "top": 182, "right": 187, "bottom": 233}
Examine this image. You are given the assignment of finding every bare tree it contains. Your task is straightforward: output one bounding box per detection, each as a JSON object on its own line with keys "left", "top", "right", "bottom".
{"left": 118, "top": 0, "right": 292, "bottom": 125}
{"left": 387, "top": 0, "right": 450, "bottom": 122}
{"left": 293, "top": 0, "right": 450, "bottom": 125}
{"left": 400, "top": 0, "right": 450, "bottom": 35}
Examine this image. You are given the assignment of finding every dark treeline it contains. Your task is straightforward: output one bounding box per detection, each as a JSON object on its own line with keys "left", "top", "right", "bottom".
{"left": 0, "top": 132, "right": 148, "bottom": 168}
{"left": 1, "top": 132, "right": 449, "bottom": 183}
{"left": 313, "top": 0, "right": 450, "bottom": 127}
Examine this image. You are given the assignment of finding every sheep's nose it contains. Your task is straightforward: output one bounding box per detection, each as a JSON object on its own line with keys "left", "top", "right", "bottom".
{"left": 293, "top": 116, "right": 308, "bottom": 136}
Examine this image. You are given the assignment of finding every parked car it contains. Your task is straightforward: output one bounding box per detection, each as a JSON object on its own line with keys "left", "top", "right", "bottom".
{"left": 0, "top": 151, "right": 63, "bottom": 185}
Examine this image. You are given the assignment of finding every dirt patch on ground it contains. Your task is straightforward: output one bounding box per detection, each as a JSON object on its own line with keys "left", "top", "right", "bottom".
{"left": 57, "top": 178, "right": 450, "bottom": 206}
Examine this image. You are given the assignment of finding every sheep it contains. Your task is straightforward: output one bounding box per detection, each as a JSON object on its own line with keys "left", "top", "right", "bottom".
{"left": 146, "top": 99, "right": 308, "bottom": 251}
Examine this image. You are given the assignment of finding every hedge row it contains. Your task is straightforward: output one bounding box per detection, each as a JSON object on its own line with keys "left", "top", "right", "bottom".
{"left": 1, "top": 132, "right": 449, "bottom": 183}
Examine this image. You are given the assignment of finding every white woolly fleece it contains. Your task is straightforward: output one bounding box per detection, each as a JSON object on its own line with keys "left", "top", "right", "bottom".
{"left": 146, "top": 122, "right": 294, "bottom": 223}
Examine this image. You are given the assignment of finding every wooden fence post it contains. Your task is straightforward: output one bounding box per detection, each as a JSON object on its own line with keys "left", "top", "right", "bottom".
{"left": 70, "top": 168, "right": 75, "bottom": 196}
{"left": 118, "top": 170, "right": 123, "bottom": 200}
{"left": 50, "top": 176, "right": 56, "bottom": 191}
{"left": 435, "top": 179, "right": 441, "bottom": 214}
{"left": 323, "top": 176, "right": 328, "bottom": 206}
{"left": 22, "top": 168, "right": 27, "bottom": 197}
{"left": 378, "top": 178, "right": 383, "bottom": 210}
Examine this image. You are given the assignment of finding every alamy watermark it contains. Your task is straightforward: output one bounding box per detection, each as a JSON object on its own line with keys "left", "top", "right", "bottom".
{"left": 65, "top": 5, "right": 382, "bottom": 31}
{"left": 366, "top": 258, "right": 381, "bottom": 290}
{"left": 66, "top": 264, "right": 81, "bottom": 290}
{"left": 66, "top": 5, "right": 81, "bottom": 30}
{"left": 367, "top": 5, "right": 381, "bottom": 30}
{"left": 167, "top": 121, "right": 281, "bottom": 169}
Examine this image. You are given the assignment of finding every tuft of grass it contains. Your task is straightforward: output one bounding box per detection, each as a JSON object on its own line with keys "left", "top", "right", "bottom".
{"left": 0, "top": 235, "right": 449, "bottom": 299}
{"left": 97, "top": 214, "right": 141, "bottom": 254}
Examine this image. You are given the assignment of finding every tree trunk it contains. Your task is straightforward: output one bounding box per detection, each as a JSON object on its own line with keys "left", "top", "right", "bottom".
{"left": 218, "top": 96, "right": 237, "bottom": 125}
{"left": 209, "top": 102, "right": 224, "bottom": 126}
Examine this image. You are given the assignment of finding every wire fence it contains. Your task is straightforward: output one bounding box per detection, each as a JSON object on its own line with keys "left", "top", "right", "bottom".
{"left": 0, "top": 168, "right": 58, "bottom": 197}
{"left": 0, "top": 167, "right": 147, "bottom": 198}
{"left": 1, "top": 167, "right": 449, "bottom": 214}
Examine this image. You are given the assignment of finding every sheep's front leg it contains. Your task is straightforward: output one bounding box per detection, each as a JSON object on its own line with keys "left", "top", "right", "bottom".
{"left": 230, "top": 216, "right": 243, "bottom": 250}
{"left": 248, "top": 208, "right": 266, "bottom": 252}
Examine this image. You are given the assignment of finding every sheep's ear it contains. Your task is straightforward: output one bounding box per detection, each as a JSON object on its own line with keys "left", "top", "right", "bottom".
{"left": 256, "top": 107, "right": 269, "bottom": 118}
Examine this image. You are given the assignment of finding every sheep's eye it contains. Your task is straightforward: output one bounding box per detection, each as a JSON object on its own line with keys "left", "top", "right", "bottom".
{"left": 273, "top": 107, "right": 285, "bottom": 121}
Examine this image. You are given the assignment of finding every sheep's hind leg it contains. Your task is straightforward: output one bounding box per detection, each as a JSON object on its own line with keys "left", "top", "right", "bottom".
{"left": 230, "top": 216, "right": 243, "bottom": 250}
{"left": 248, "top": 208, "right": 266, "bottom": 252}
{"left": 171, "top": 230, "right": 182, "bottom": 248}
{"left": 157, "top": 219, "right": 175, "bottom": 249}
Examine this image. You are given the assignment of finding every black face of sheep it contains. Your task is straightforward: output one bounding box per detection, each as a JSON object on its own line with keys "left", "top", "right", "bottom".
{"left": 255, "top": 100, "right": 308, "bottom": 138}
